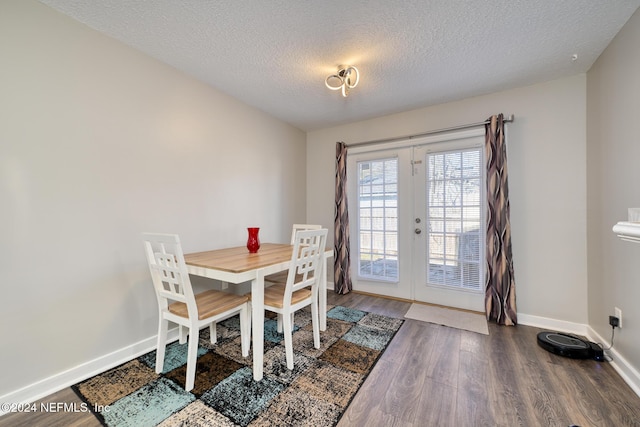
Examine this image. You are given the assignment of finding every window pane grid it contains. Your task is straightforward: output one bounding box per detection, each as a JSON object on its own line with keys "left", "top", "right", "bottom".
{"left": 357, "top": 158, "right": 399, "bottom": 281}
{"left": 426, "top": 148, "right": 483, "bottom": 291}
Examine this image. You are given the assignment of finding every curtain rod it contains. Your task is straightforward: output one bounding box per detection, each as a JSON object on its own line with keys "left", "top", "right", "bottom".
{"left": 345, "top": 114, "right": 514, "bottom": 148}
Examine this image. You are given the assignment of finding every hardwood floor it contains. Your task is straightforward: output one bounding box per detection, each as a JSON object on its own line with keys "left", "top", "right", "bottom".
{"left": 0, "top": 387, "right": 100, "bottom": 427}
{"left": 333, "top": 292, "right": 640, "bottom": 427}
{"left": 2, "top": 291, "right": 639, "bottom": 426}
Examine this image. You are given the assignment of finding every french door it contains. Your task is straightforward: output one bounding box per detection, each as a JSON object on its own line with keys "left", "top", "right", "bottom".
{"left": 347, "top": 130, "right": 486, "bottom": 311}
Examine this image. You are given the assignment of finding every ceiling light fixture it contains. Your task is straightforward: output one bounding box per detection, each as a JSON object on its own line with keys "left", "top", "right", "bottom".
{"left": 325, "top": 65, "right": 359, "bottom": 97}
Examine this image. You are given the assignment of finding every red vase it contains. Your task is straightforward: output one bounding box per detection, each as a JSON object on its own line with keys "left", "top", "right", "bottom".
{"left": 247, "top": 227, "right": 260, "bottom": 253}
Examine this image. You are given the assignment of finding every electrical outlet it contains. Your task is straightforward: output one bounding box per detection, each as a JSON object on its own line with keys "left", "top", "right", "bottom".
{"left": 615, "top": 307, "right": 622, "bottom": 329}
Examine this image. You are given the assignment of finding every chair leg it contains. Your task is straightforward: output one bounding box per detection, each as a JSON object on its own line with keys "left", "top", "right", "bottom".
{"left": 209, "top": 323, "right": 217, "bottom": 344}
{"left": 155, "top": 317, "right": 169, "bottom": 374}
{"left": 282, "top": 310, "right": 294, "bottom": 370}
{"left": 247, "top": 306, "right": 252, "bottom": 352}
{"left": 240, "top": 304, "right": 250, "bottom": 357}
{"left": 179, "top": 325, "right": 187, "bottom": 344}
{"left": 311, "top": 299, "right": 320, "bottom": 349}
{"left": 185, "top": 326, "right": 198, "bottom": 392}
{"left": 277, "top": 313, "right": 294, "bottom": 333}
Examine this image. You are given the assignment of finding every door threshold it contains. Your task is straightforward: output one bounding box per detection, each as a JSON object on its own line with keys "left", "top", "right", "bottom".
{"left": 350, "top": 290, "right": 485, "bottom": 315}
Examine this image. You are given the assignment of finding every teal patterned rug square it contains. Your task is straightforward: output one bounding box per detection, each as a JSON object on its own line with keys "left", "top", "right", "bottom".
{"left": 72, "top": 306, "right": 403, "bottom": 426}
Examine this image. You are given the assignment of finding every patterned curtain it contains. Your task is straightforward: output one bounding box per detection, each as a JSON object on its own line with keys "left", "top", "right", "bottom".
{"left": 334, "top": 141, "right": 352, "bottom": 294}
{"left": 485, "top": 114, "right": 517, "bottom": 325}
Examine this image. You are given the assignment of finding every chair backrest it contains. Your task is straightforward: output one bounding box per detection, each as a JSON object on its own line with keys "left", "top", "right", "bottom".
{"left": 290, "top": 224, "right": 322, "bottom": 244}
{"left": 142, "top": 233, "right": 197, "bottom": 318}
{"left": 284, "top": 228, "right": 328, "bottom": 304}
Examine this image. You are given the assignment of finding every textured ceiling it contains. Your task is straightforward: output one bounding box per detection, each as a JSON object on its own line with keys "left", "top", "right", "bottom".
{"left": 39, "top": 0, "right": 640, "bottom": 131}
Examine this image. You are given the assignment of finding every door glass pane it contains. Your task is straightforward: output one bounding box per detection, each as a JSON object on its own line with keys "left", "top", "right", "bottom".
{"left": 357, "top": 158, "right": 399, "bottom": 281}
{"left": 426, "top": 148, "right": 483, "bottom": 291}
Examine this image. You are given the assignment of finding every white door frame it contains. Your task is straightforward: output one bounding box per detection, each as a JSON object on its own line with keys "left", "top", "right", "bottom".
{"left": 347, "top": 128, "right": 485, "bottom": 309}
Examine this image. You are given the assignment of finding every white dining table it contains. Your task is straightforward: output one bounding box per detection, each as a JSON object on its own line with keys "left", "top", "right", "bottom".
{"left": 184, "top": 243, "right": 332, "bottom": 381}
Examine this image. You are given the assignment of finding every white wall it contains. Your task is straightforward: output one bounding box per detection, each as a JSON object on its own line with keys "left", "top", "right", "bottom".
{"left": 587, "top": 8, "right": 640, "bottom": 375}
{"left": 7, "top": 0, "right": 638, "bottom": 405}
{"left": 0, "top": 0, "right": 306, "bottom": 398}
{"left": 307, "top": 74, "right": 588, "bottom": 325}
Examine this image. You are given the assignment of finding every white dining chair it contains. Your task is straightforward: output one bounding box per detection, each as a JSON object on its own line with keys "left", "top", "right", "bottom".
{"left": 262, "top": 228, "right": 328, "bottom": 369}
{"left": 142, "top": 232, "right": 251, "bottom": 391}
{"left": 265, "top": 224, "right": 324, "bottom": 334}
{"left": 287, "top": 224, "right": 323, "bottom": 244}
{"left": 264, "top": 224, "right": 322, "bottom": 285}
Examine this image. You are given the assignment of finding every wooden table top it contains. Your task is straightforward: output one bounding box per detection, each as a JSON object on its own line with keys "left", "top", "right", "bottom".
{"left": 184, "top": 243, "right": 294, "bottom": 274}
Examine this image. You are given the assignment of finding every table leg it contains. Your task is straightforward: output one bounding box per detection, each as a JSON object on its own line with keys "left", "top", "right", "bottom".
{"left": 251, "top": 270, "right": 265, "bottom": 381}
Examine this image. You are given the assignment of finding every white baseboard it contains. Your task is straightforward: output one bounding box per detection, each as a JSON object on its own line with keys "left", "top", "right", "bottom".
{"left": 0, "top": 328, "right": 179, "bottom": 417}
{"left": 517, "top": 312, "right": 589, "bottom": 336}
{"left": 587, "top": 326, "right": 640, "bottom": 397}
{"left": 518, "top": 312, "right": 640, "bottom": 398}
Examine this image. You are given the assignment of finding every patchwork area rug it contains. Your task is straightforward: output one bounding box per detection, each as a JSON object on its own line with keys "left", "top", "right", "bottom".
{"left": 73, "top": 306, "right": 403, "bottom": 426}
{"left": 404, "top": 303, "right": 489, "bottom": 335}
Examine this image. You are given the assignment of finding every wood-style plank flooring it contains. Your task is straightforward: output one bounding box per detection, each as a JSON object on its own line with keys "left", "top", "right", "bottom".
{"left": 2, "top": 291, "right": 639, "bottom": 426}
{"left": 334, "top": 292, "right": 640, "bottom": 427}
